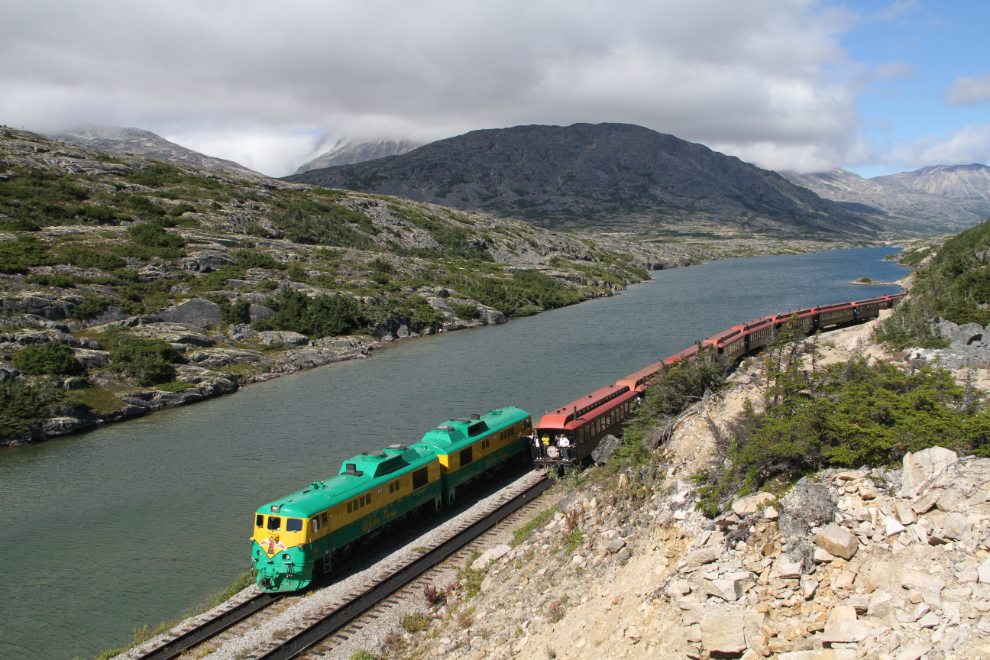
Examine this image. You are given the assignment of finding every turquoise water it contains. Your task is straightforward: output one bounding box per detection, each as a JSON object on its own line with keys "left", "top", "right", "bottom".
{"left": 0, "top": 247, "right": 909, "bottom": 660}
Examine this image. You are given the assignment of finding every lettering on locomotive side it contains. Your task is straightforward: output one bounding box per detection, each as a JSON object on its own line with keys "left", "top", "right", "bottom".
{"left": 485, "top": 449, "right": 510, "bottom": 468}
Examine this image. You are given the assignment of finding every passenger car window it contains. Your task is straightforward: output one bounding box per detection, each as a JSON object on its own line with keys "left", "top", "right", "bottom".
{"left": 286, "top": 518, "right": 302, "bottom": 532}
{"left": 267, "top": 516, "right": 281, "bottom": 531}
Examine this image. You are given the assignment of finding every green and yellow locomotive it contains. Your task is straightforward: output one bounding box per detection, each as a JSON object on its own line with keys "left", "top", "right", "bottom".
{"left": 251, "top": 406, "right": 531, "bottom": 592}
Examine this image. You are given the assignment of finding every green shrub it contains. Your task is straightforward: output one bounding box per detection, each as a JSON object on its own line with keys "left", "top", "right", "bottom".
{"left": 0, "top": 380, "right": 64, "bottom": 437}
{"left": 118, "top": 194, "right": 166, "bottom": 218}
{"left": 102, "top": 333, "right": 180, "bottom": 386}
{"left": 25, "top": 274, "right": 76, "bottom": 288}
{"left": 57, "top": 247, "right": 127, "bottom": 271}
{"left": 0, "top": 218, "right": 42, "bottom": 231}
{"left": 232, "top": 250, "right": 283, "bottom": 270}
{"left": 0, "top": 235, "right": 52, "bottom": 273}
{"left": 252, "top": 288, "right": 364, "bottom": 338}
{"left": 168, "top": 203, "right": 197, "bottom": 217}
{"left": 126, "top": 162, "right": 182, "bottom": 188}
{"left": 348, "top": 651, "right": 377, "bottom": 660}
{"left": 127, "top": 222, "right": 186, "bottom": 249}
{"left": 449, "top": 302, "right": 481, "bottom": 319}
{"left": 12, "top": 343, "right": 84, "bottom": 376}
{"left": 368, "top": 257, "right": 395, "bottom": 274}
{"left": 400, "top": 612, "right": 430, "bottom": 633}
{"left": 269, "top": 199, "right": 378, "bottom": 249}
{"left": 72, "top": 297, "right": 116, "bottom": 319}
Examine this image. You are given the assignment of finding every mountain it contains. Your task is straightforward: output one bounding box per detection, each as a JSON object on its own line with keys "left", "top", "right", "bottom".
{"left": 285, "top": 123, "right": 877, "bottom": 237}
{"left": 782, "top": 166, "right": 990, "bottom": 236}
{"left": 873, "top": 164, "right": 990, "bottom": 201}
{"left": 294, "top": 137, "right": 425, "bottom": 174}
{"left": 50, "top": 126, "right": 261, "bottom": 178}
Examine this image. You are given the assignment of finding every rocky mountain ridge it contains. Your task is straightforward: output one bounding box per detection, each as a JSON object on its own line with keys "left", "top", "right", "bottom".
{"left": 285, "top": 123, "right": 879, "bottom": 238}
{"left": 783, "top": 166, "right": 990, "bottom": 237}
{"left": 294, "top": 137, "right": 425, "bottom": 174}
{"left": 51, "top": 126, "right": 261, "bottom": 178}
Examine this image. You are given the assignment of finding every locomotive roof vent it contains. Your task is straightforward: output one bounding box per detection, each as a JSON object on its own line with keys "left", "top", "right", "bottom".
{"left": 435, "top": 424, "right": 455, "bottom": 431}
{"left": 342, "top": 463, "right": 364, "bottom": 476}
{"left": 470, "top": 413, "right": 480, "bottom": 420}
{"left": 362, "top": 450, "right": 387, "bottom": 458}
{"left": 385, "top": 443, "right": 408, "bottom": 450}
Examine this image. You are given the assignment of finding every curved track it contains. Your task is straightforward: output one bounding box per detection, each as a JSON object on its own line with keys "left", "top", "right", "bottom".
{"left": 255, "top": 476, "right": 551, "bottom": 660}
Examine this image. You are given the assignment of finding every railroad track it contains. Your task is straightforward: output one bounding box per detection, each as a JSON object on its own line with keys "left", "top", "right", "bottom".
{"left": 135, "top": 592, "right": 282, "bottom": 660}
{"left": 252, "top": 476, "right": 552, "bottom": 660}
{"left": 128, "top": 470, "right": 549, "bottom": 660}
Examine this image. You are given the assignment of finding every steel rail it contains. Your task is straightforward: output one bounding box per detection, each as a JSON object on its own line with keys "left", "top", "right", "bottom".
{"left": 135, "top": 593, "right": 283, "bottom": 660}
{"left": 256, "top": 476, "right": 552, "bottom": 660}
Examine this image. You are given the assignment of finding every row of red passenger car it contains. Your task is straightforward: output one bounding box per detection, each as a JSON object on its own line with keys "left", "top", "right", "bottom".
{"left": 532, "top": 293, "right": 906, "bottom": 467}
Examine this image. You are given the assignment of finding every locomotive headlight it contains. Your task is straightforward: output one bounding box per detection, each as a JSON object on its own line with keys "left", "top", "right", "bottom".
{"left": 282, "top": 554, "right": 291, "bottom": 560}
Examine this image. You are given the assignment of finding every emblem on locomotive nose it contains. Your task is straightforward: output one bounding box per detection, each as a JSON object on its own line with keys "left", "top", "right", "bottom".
{"left": 264, "top": 537, "right": 286, "bottom": 554}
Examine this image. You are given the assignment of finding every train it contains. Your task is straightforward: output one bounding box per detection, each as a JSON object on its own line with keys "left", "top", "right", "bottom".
{"left": 529, "top": 293, "right": 905, "bottom": 468}
{"left": 251, "top": 407, "right": 532, "bottom": 592}
{"left": 250, "top": 293, "right": 904, "bottom": 592}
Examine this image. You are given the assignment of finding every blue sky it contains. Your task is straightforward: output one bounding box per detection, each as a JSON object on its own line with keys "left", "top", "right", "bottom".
{"left": 1, "top": 1, "right": 987, "bottom": 177}
{"left": 841, "top": 1, "right": 990, "bottom": 176}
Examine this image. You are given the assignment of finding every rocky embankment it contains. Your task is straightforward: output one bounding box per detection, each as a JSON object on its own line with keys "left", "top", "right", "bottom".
{"left": 353, "top": 315, "right": 989, "bottom": 660}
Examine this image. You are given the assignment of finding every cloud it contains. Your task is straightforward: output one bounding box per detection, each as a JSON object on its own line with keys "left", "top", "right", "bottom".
{"left": 873, "top": 61, "right": 914, "bottom": 80}
{"left": 885, "top": 123, "right": 990, "bottom": 169}
{"left": 0, "top": 0, "right": 868, "bottom": 176}
{"left": 946, "top": 74, "right": 990, "bottom": 107}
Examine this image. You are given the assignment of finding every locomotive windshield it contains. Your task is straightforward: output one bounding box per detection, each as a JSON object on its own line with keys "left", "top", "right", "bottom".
{"left": 286, "top": 518, "right": 303, "bottom": 532}
{"left": 267, "top": 516, "right": 281, "bottom": 531}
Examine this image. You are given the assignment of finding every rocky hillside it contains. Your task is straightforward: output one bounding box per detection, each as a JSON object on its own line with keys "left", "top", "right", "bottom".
{"left": 875, "top": 164, "right": 990, "bottom": 201}
{"left": 782, "top": 167, "right": 990, "bottom": 238}
{"left": 286, "top": 123, "right": 879, "bottom": 238}
{"left": 370, "top": 307, "right": 990, "bottom": 660}
{"left": 0, "top": 128, "right": 675, "bottom": 446}
{"left": 294, "top": 137, "right": 425, "bottom": 174}
{"left": 51, "top": 126, "right": 261, "bottom": 178}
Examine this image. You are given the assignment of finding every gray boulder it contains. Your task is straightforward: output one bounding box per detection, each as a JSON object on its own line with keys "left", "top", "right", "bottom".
{"left": 248, "top": 304, "right": 275, "bottom": 322}
{"left": 186, "top": 348, "right": 264, "bottom": 367}
{"left": 256, "top": 330, "right": 309, "bottom": 347}
{"left": 0, "top": 364, "right": 22, "bottom": 382}
{"left": 778, "top": 477, "right": 836, "bottom": 572}
{"left": 178, "top": 251, "right": 236, "bottom": 273}
{"left": 72, "top": 348, "right": 110, "bottom": 369}
{"left": 83, "top": 305, "right": 130, "bottom": 326}
{"left": 156, "top": 297, "right": 223, "bottom": 328}
{"left": 480, "top": 305, "right": 507, "bottom": 325}
{"left": 592, "top": 434, "right": 622, "bottom": 465}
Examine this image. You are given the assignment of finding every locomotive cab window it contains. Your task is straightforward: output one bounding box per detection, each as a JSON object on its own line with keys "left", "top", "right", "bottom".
{"left": 267, "top": 516, "right": 281, "bottom": 531}
{"left": 321, "top": 512, "right": 328, "bottom": 526}
{"left": 311, "top": 518, "right": 320, "bottom": 533}
{"left": 460, "top": 447, "right": 473, "bottom": 466}
{"left": 256, "top": 514, "right": 264, "bottom": 528}
{"left": 286, "top": 518, "right": 303, "bottom": 532}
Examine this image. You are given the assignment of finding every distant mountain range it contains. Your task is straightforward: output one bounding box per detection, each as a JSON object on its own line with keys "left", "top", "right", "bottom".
{"left": 294, "top": 137, "right": 424, "bottom": 174}
{"left": 782, "top": 164, "right": 990, "bottom": 236}
{"left": 285, "top": 123, "right": 877, "bottom": 237}
{"left": 50, "top": 127, "right": 260, "bottom": 178}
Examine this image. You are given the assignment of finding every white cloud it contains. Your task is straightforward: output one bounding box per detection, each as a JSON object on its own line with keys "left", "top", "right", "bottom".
{"left": 946, "top": 74, "right": 990, "bottom": 108}
{"left": 0, "top": 0, "right": 869, "bottom": 176}
{"left": 885, "top": 123, "right": 990, "bottom": 169}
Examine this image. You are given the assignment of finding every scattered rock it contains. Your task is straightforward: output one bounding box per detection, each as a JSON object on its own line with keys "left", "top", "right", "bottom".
{"left": 813, "top": 523, "right": 858, "bottom": 560}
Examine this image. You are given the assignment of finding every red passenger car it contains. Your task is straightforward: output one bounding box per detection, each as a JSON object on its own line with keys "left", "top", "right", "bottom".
{"left": 533, "top": 384, "right": 639, "bottom": 468}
